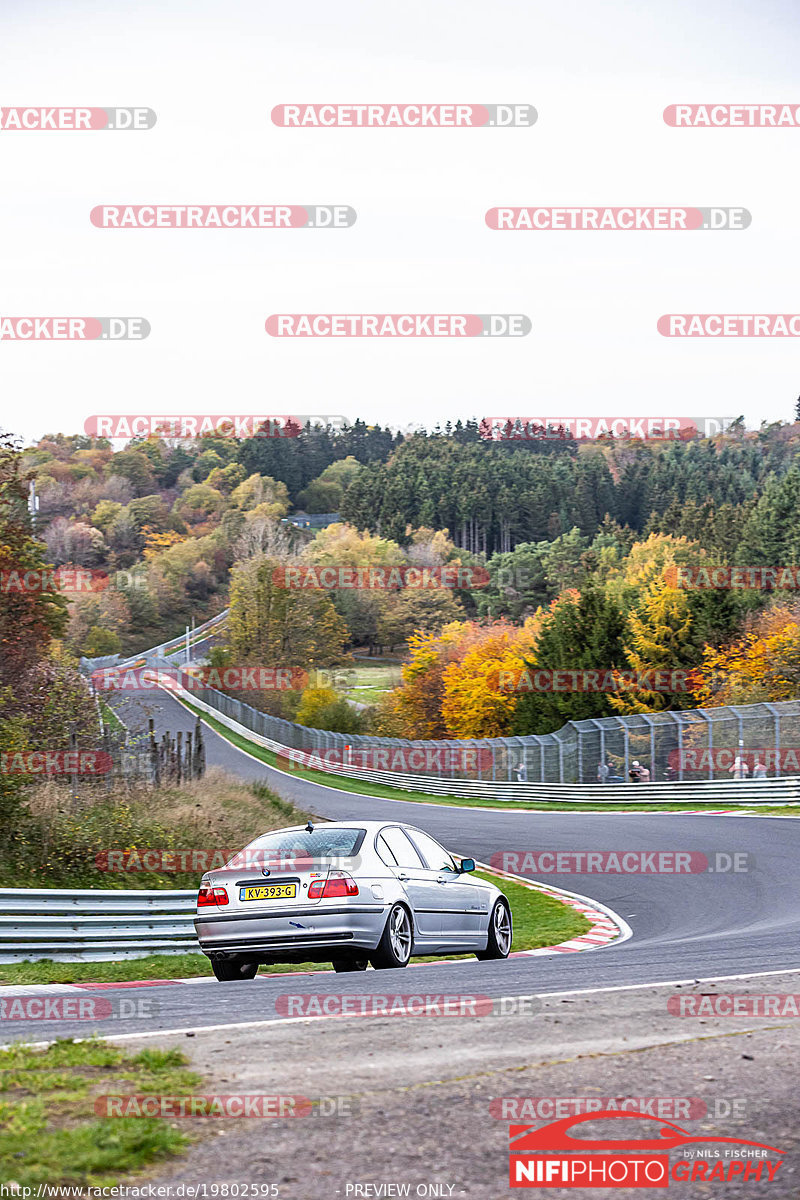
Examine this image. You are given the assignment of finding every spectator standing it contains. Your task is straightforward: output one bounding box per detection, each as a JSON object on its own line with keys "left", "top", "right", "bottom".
{"left": 730, "top": 755, "right": 750, "bottom": 781}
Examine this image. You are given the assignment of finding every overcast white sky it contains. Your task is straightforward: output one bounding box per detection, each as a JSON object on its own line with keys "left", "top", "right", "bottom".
{"left": 2, "top": 0, "right": 800, "bottom": 444}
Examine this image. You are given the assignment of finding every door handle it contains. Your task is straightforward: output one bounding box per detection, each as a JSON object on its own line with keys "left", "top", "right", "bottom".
{"left": 437, "top": 876, "right": 449, "bottom": 884}
{"left": 397, "top": 873, "right": 409, "bottom": 882}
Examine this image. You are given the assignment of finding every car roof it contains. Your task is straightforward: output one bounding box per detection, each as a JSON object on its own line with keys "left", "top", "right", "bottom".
{"left": 274, "top": 820, "right": 420, "bottom": 833}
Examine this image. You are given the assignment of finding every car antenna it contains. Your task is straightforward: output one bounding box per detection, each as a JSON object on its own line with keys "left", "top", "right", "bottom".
{"left": 306, "top": 821, "right": 314, "bottom": 833}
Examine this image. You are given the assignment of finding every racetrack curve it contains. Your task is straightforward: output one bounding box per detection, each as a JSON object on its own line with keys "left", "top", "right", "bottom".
{"left": 8, "top": 684, "right": 799, "bottom": 1044}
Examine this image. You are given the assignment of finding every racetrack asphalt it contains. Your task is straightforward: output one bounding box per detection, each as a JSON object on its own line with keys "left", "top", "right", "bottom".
{"left": 6, "top": 685, "right": 795, "bottom": 1044}
{"left": 5, "top": 686, "right": 800, "bottom": 1196}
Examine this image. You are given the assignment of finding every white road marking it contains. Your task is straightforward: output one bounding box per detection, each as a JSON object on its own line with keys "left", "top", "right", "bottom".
{"left": 5, "top": 966, "right": 800, "bottom": 1051}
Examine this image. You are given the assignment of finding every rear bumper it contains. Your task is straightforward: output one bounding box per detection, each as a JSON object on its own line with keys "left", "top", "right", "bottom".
{"left": 194, "top": 903, "right": 388, "bottom": 958}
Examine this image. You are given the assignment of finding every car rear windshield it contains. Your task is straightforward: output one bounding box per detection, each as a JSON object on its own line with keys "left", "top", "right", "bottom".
{"left": 236, "top": 828, "right": 366, "bottom": 860}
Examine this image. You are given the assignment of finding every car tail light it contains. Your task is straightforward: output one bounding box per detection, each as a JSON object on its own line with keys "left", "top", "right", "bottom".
{"left": 308, "top": 871, "right": 359, "bottom": 899}
{"left": 198, "top": 886, "right": 229, "bottom": 907}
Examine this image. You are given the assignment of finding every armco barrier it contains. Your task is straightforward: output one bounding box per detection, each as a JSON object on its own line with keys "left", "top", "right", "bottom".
{"left": 163, "top": 675, "right": 800, "bottom": 805}
{"left": 0, "top": 889, "right": 199, "bottom": 963}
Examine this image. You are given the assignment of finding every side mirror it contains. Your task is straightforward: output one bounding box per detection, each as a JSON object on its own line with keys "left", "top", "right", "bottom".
{"left": 459, "top": 857, "right": 476, "bottom": 873}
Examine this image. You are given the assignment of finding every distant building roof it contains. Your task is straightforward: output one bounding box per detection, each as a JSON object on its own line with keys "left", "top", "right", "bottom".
{"left": 283, "top": 511, "right": 341, "bottom": 529}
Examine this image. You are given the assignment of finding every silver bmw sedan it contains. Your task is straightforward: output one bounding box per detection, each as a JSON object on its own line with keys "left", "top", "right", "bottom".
{"left": 194, "top": 820, "right": 512, "bottom": 980}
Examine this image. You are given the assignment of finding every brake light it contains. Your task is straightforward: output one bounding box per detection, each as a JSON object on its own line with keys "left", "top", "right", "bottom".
{"left": 308, "top": 871, "right": 359, "bottom": 899}
{"left": 198, "top": 886, "right": 229, "bottom": 907}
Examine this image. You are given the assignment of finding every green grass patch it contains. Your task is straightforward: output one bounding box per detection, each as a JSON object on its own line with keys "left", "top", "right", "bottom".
{"left": 0, "top": 868, "right": 591, "bottom": 985}
{"left": 99, "top": 701, "right": 124, "bottom": 734}
{"left": 343, "top": 663, "right": 403, "bottom": 703}
{"left": 0, "top": 1039, "right": 200, "bottom": 1187}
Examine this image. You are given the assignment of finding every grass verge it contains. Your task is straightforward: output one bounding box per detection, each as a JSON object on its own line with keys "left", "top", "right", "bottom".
{"left": 171, "top": 693, "right": 800, "bottom": 816}
{"left": 0, "top": 769, "right": 309, "bottom": 890}
{"left": 0, "top": 1039, "right": 200, "bottom": 1187}
{"left": 0, "top": 869, "right": 591, "bottom": 985}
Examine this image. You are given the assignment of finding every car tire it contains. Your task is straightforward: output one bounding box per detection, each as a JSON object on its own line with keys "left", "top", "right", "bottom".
{"left": 210, "top": 956, "right": 258, "bottom": 981}
{"left": 370, "top": 903, "right": 413, "bottom": 969}
{"left": 332, "top": 957, "right": 369, "bottom": 972}
{"left": 475, "top": 898, "right": 512, "bottom": 961}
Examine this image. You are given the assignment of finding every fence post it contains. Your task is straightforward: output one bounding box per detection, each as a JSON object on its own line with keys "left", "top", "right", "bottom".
{"left": 149, "top": 718, "right": 160, "bottom": 788}
{"left": 70, "top": 731, "right": 79, "bottom": 811}
{"left": 176, "top": 731, "right": 183, "bottom": 784}
{"left": 195, "top": 719, "right": 206, "bottom": 777}
{"left": 186, "top": 731, "right": 193, "bottom": 779}
{"left": 103, "top": 723, "right": 112, "bottom": 792}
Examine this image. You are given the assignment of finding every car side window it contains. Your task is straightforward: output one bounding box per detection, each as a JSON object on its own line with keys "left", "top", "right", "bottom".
{"left": 380, "top": 827, "right": 424, "bottom": 868}
{"left": 407, "top": 829, "right": 458, "bottom": 873}
{"left": 375, "top": 833, "right": 398, "bottom": 866}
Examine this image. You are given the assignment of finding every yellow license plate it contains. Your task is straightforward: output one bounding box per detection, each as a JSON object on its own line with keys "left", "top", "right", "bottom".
{"left": 240, "top": 884, "right": 297, "bottom": 902}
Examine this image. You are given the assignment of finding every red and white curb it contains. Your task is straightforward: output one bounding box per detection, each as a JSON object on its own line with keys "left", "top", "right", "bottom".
{"left": 474, "top": 860, "right": 632, "bottom": 957}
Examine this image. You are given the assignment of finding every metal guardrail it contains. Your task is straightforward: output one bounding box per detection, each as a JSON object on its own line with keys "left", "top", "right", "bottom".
{"left": 0, "top": 889, "right": 199, "bottom": 963}
{"left": 167, "top": 678, "right": 800, "bottom": 805}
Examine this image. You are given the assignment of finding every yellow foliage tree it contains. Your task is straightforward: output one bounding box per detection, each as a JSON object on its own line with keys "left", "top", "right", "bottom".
{"left": 440, "top": 618, "right": 542, "bottom": 738}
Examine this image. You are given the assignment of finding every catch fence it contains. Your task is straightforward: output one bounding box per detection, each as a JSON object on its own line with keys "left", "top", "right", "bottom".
{"left": 174, "top": 669, "right": 800, "bottom": 785}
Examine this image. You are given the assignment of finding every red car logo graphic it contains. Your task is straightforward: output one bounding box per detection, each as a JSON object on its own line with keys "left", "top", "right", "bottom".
{"left": 510, "top": 1111, "right": 784, "bottom": 1154}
